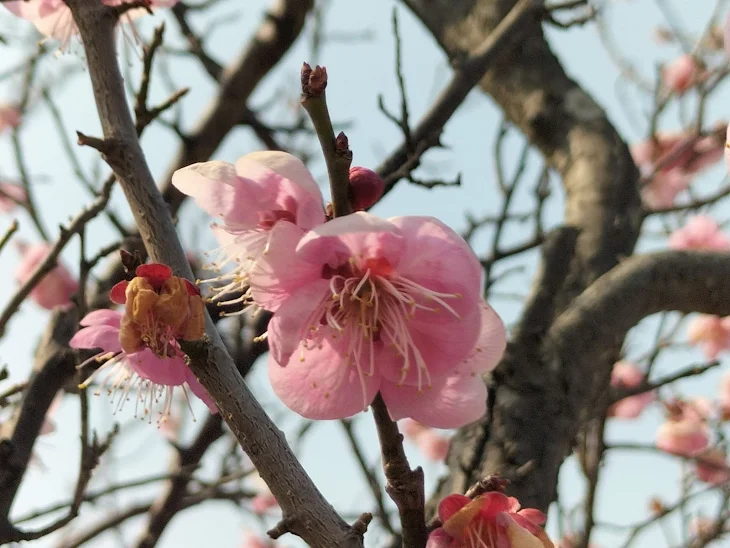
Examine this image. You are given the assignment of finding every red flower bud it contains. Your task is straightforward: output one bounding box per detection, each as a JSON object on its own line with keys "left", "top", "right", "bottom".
{"left": 348, "top": 167, "right": 384, "bottom": 211}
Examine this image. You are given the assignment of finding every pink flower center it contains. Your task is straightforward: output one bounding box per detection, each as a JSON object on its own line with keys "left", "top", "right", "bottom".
{"left": 301, "top": 255, "right": 462, "bottom": 406}
{"left": 258, "top": 209, "right": 296, "bottom": 229}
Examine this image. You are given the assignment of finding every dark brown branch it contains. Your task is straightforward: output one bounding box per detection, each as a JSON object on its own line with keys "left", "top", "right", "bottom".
{"left": 406, "top": 0, "right": 644, "bottom": 516}
{"left": 340, "top": 420, "right": 395, "bottom": 535}
{"left": 371, "top": 395, "right": 427, "bottom": 548}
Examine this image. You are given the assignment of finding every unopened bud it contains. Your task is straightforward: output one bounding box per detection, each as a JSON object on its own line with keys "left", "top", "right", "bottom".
{"left": 348, "top": 167, "right": 385, "bottom": 211}
{"left": 301, "top": 63, "right": 327, "bottom": 96}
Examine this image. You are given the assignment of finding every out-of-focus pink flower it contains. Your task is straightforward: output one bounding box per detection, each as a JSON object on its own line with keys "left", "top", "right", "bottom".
{"left": 400, "top": 418, "right": 429, "bottom": 439}
{"left": 690, "top": 517, "right": 715, "bottom": 539}
{"left": 0, "top": 106, "right": 20, "bottom": 133}
{"left": 725, "top": 11, "right": 730, "bottom": 59}
{"left": 427, "top": 492, "right": 552, "bottom": 548}
{"left": 608, "top": 361, "right": 654, "bottom": 419}
{"left": 687, "top": 314, "right": 730, "bottom": 360}
{"left": 15, "top": 241, "right": 78, "bottom": 310}
{"left": 719, "top": 372, "right": 730, "bottom": 420}
{"left": 400, "top": 419, "right": 452, "bottom": 461}
{"left": 662, "top": 54, "right": 705, "bottom": 94}
{"left": 656, "top": 402, "right": 710, "bottom": 457}
{"left": 668, "top": 216, "right": 730, "bottom": 251}
{"left": 418, "top": 431, "right": 451, "bottom": 461}
{"left": 2, "top": 0, "right": 177, "bottom": 46}
{"left": 633, "top": 131, "right": 723, "bottom": 208}
{"left": 70, "top": 309, "right": 216, "bottom": 422}
{"left": 348, "top": 166, "right": 385, "bottom": 211}
{"left": 240, "top": 531, "right": 277, "bottom": 548}
{"left": 172, "top": 151, "right": 325, "bottom": 313}
{"left": 695, "top": 448, "right": 730, "bottom": 485}
{"left": 264, "top": 212, "right": 505, "bottom": 426}
{"left": 251, "top": 492, "right": 278, "bottom": 515}
{"left": 0, "top": 183, "right": 27, "bottom": 212}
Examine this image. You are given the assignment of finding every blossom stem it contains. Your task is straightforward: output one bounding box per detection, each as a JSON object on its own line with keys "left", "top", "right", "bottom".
{"left": 371, "top": 394, "right": 428, "bottom": 548}
{"left": 300, "top": 63, "right": 353, "bottom": 217}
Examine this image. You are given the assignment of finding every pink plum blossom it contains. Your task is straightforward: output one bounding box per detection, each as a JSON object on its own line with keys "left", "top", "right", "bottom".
{"left": 656, "top": 402, "right": 710, "bottom": 457}
{"left": 662, "top": 54, "right": 704, "bottom": 94}
{"left": 668, "top": 215, "right": 730, "bottom": 251}
{"left": 0, "top": 106, "right": 21, "bottom": 133}
{"left": 172, "top": 151, "right": 325, "bottom": 313}
{"left": 427, "top": 492, "right": 552, "bottom": 548}
{"left": 70, "top": 308, "right": 216, "bottom": 421}
{"left": 607, "top": 361, "right": 654, "bottom": 419}
{"left": 15, "top": 241, "right": 78, "bottom": 309}
{"left": 695, "top": 448, "right": 730, "bottom": 486}
{"left": 687, "top": 314, "right": 730, "bottom": 360}
{"left": 264, "top": 212, "right": 505, "bottom": 427}
{"left": 0, "top": 183, "right": 27, "bottom": 212}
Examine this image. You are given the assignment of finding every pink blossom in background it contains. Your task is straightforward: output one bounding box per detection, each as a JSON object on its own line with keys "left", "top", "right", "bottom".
{"left": 417, "top": 431, "right": 451, "bottom": 461}
{"left": 0, "top": 105, "right": 21, "bottom": 133}
{"left": 690, "top": 517, "right": 715, "bottom": 539}
{"left": 249, "top": 473, "right": 279, "bottom": 515}
{"left": 2, "top": 0, "right": 177, "bottom": 46}
{"left": 69, "top": 309, "right": 216, "bottom": 421}
{"left": 662, "top": 54, "right": 705, "bottom": 94}
{"left": 656, "top": 402, "right": 710, "bottom": 457}
{"left": 668, "top": 215, "right": 730, "bottom": 251}
{"left": 400, "top": 419, "right": 451, "bottom": 461}
{"left": 725, "top": 10, "right": 730, "bottom": 59}
{"left": 607, "top": 361, "right": 654, "bottom": 419}
{"left": 240, "top": 531, "right": 278, "bottom": 548}
{"left": 719, "top": 372, "right": 730, "bottom": 419}
{"left": 15, "top": 241, "right": 78, "bottom": 310}
{"left": 695, "top": 448, "right": 730, "bottom": 485}
{"left": 251, "top": 492, "right": 279, "bottom": 515}
{"left": 632, "top": 131, "right": 724, "bottom": 208}
{"left": 687, "top": 314, "right": 730, "bottom": 359}
{"left": 0, "top": 183, "right": 27, "bottom": 212}
{"left": 172, "top": 151, "right": 325, "bottom": 313}
{"left": 265, "top": 212, "right": 505, "bottom": 427}
{"left": 427, "top": 492, "right": 552, "bottom": 548}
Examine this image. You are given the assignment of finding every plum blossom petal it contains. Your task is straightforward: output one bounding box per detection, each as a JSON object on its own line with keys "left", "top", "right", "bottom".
{"left": 381, "top": 302, "right": 505, "bottom": 428}
{"left": 268, "top": 337, "right": 380, "bottom": 420}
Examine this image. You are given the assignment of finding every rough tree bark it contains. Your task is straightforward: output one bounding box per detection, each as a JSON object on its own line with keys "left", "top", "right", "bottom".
{"left": 403, "top": 0, "right": 645, "bottom": 513}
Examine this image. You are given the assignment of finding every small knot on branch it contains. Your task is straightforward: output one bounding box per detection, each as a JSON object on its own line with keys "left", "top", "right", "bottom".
{"left": 267, "top": 515, "right": 297, "bottom": 539}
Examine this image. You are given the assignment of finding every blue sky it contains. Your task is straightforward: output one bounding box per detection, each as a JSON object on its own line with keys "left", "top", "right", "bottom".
{"left": 1, "top": 0, "right": 730, "bottom": 546}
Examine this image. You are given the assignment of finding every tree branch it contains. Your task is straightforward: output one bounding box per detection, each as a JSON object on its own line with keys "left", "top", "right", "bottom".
{"left": 63, "top": 2, "right": 362, "bottom": 545}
